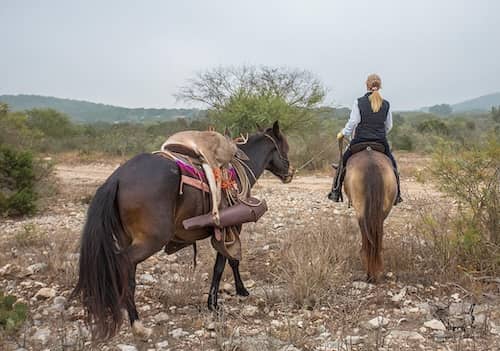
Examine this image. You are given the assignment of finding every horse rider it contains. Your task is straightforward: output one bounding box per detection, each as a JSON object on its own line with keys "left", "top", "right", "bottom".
{"left": 328, "top": 74, "right": 403, "bottom": 205}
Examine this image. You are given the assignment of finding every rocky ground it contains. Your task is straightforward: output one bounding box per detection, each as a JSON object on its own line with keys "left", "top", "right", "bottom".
{"left": 0, "top": 156, "right": 499, "bottom": 351}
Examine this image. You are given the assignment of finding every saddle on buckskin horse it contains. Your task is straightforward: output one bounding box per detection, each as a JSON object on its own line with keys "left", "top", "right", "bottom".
{"left": 350, "top": 141, "right": 386, "bottom": 154}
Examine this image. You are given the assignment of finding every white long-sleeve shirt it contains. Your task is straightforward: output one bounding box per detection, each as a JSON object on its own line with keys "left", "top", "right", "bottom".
{"left": 341, "top": 99, "right": 393, "bottom": 138}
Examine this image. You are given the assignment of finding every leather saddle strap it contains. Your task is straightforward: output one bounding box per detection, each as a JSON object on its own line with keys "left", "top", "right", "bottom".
{"left": 180, "top": 175, "right": 210, "bottom": 194}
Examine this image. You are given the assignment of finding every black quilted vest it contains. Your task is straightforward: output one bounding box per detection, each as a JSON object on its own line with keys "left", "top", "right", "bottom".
{"left": 354, "top": 92, "right": 390, "bottom": 141}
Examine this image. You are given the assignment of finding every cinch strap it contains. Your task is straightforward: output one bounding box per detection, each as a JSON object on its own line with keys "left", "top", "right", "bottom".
{"left": 180, "top": 175, "right": 210, "bottom": 194}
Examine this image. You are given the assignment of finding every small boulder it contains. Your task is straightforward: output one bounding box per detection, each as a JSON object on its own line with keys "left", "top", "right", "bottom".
{"left": 154, "top": 312, "right": 169, "bottom": 323}
{"left": 424, "top": 319, "right": 446, "bottom": 331}
{"left": 0, "top": 263, "right": 15, "bottom": 276}
{"left": 170, "top": 328, "right": 189, "bottom": 338}
{"left": 245, "top": 279, "right": 256, "bottom": 288}
{"left": 26, "top": 263, "right": 48, "bottom": 275}
{"left": 242, "top": 305, "right": 259, "bottom": 317}
{"left": 35, "top": 287, "right": 56, "bottom": 300}
{"left": 156, "top": 340, "right": 169, "bottom": 350}
{"left": 387, "top": 330, "right": 425, "bottom": 341}
{"left": 117, "top": 345, "right": 138, "bottom": 351}
{"left": 139, "top": 273, "right": 157, "bottom": 284}
{"left": 352, "top": 281, "right": 371, "bottom": 290}
{"left": 222, "top": 282, "right": 233, "bottom": 292}
{"left": 32, "top": 327, "right": 51, "bottom": 344}
{"left": 391, "top": 287, "right": 407, "bottom": 303}
{"left": 366, "top": 316, "right": 390, "bottom": 329}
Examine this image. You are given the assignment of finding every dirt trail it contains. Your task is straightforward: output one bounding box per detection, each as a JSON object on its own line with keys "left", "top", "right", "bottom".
{"left": 55, "top": 163, "right": 434, "bottom": 198}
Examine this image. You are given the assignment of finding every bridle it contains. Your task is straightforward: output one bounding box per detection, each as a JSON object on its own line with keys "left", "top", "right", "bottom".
{"left": 263, "top": 133, "right": 289, "bottom": 164}
{"left": 263, "top": 133, "right": 293, "bottom": 179}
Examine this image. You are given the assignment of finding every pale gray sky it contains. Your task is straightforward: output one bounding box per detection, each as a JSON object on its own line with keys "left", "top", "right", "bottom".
{"left": 1, "top": 0, "right": 499, "bottom": 110}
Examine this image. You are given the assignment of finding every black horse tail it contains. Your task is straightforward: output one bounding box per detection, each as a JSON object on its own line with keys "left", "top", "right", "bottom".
{"left": 359, "top": 158, "right": 385, "bottom": 281}
{"left": 70, "top": 178, "right": 130, "bottom": 340}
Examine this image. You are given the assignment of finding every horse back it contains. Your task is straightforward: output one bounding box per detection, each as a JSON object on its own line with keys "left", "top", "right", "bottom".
{"left": 345, "top": 150, "right": 397, "bottom": 215}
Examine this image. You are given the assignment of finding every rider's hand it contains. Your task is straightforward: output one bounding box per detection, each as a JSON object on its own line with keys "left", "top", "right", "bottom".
{"left": 336, "top": 132, "right": 344, "bottom": 140}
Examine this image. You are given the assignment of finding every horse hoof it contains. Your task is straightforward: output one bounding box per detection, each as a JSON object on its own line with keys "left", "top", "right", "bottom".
{"left": 208, "top": 302, "right": 219, "bottom": 312}
{"left": 132, "top": 321, "right": 152, "bottom": 340}
{"left": 236, "top": 288, "right": 250, "bottom": 297}
{"left": 207, "top": 297, "right": 218, "bottom": 311}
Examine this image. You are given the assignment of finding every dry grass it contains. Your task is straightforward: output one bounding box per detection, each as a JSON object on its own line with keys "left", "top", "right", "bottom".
{"left": 274, "top": 193, "right": 499, "bottom": 311}
{"left": 156, "top": 257, "right": 207, "bottom": 309}
{"left": 43, "top": 236, "right": 79, "bottom": 288}
{"left": 384, "top": 201, "right": 499, "bottom": 295}
{"left": 13, "top": 224, "right": 44, "bottom": 249}
{"left": 0, "top": 223, "right": 79, "bottom": 289}
{"left": 276, "top": 218, "right": 359, "bottom": 308}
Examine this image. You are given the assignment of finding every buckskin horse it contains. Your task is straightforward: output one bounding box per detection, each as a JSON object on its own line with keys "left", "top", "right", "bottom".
{"left": 71, "top": 121, "right": 293, "bottom": 340}
{"left": 341, "top": 144, "right": 397, "bottom": 282}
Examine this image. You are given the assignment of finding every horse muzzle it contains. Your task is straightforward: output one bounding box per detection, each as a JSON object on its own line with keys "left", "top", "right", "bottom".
{"left": 281, "top": 167, "right": 295, "bottom": 184}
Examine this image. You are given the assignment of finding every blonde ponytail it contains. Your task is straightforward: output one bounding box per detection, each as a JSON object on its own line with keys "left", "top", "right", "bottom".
{"left": 369, "top": 90, "right": 383, "bottom": 112}
{"left": 366, "top": 73, "right": 383, "bottom": 112}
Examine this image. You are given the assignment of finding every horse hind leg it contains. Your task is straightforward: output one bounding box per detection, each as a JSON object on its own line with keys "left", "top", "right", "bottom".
{"left": 124, "top": 236, "right": 170, "bottom": 340}
{"left": 124, "top": 262, "right": 151, "bottom": 340}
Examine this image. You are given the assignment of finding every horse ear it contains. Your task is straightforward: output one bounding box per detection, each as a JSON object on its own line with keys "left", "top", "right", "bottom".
{"left": 255, "top": 122, "right": 263, "bottom": 132}
{"left": 208, "top": 125, "right": 216, "bottom": 132}
{"left": 272, "top": 120, "right": 280, "bottom": 136}
{"left": 224, "top": 127, "right": 232, "bottom": 138}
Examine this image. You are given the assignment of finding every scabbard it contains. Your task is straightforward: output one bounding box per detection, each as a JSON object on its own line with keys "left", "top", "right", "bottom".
{"left": 182, "top": 197, "right": 268, "bottom": 230}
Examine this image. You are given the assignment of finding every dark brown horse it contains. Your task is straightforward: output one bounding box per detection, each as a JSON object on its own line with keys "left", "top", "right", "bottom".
{"left": 71, "top": 122, "right": 293, "bottom": 340}
{"left": 343, "top": 147, "right": 397, "bottom": 282}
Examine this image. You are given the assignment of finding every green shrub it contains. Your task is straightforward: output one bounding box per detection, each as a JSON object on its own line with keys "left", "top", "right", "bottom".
{"left": 0, "top": 291, "right": 28, "bottom": 332}
{"left": 424, "top": 135, "right": 500, "bottom": 276}
{"left": 416, "top": 118, "right": 449, "bottom": 135}
{"left": 431, "top": 136, "right": 499, "bottom": 244}
{"left": 390, "top": 133, "right": 414, "bottom": 151}
{"left": 0, "top": 146, "right": 37, "bottom": 216}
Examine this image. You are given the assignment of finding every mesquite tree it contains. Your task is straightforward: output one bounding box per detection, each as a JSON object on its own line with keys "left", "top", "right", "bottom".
{"left": 176, "top": 66, "right": 326, "bottom": 133}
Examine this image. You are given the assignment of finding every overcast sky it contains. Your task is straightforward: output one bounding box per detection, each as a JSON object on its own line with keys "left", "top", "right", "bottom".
{"left": 1, "top": 0, "right": 499, "bottom": 110}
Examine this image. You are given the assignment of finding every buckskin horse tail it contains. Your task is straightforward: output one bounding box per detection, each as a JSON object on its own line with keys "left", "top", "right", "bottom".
{"left": 359, "top": 160, "right": 385, "bottom": 282}
{"left": 70, "top": 177, "right": 130, "bottom": 340}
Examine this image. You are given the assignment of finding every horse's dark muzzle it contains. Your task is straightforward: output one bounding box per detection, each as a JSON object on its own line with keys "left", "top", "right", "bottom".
{"left": 281, "top": 167, "right": 295, "bottom": 184}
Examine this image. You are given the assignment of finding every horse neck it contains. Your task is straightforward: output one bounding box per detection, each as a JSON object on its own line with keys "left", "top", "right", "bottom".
{"left": 238, "top": 136, "right": 273, "bottom": 187}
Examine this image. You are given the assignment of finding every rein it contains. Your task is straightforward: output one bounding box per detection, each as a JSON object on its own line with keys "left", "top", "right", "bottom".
{"left": 294, "top": 140, "right": 337, "bottom": 172}
{"left": 263, "top": 133, "right": 288, "bottom": 163}
{"left": 295, "top": 136, "right": 352, "bottom": 173}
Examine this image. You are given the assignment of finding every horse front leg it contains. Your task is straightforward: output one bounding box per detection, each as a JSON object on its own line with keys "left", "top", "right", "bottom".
{"left": 208, "top": 252, "right": 226, "bottom": 310}
{"left": 228, "top": 258, "right": 249, "bottom": 296}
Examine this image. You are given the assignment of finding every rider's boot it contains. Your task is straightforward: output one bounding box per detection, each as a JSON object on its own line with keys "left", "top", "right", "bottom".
{"left": 327, "top": 168, "right": 344, "bottom": 202}
{"left": 394, "top": 171, "right": 403, "bottom": 205}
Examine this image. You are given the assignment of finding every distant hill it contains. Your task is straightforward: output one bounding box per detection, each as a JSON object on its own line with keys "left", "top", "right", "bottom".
{"left": 0, "top": 94, "right": 202, "bottom": 123}
{"left": 451, "top": 92, "right": 500, "bottom": 112}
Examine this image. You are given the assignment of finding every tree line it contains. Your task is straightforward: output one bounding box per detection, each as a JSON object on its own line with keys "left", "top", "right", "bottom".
{"left": 1, "top": 65, "right": 499, "bottom": 216}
